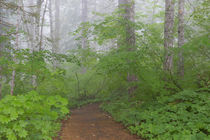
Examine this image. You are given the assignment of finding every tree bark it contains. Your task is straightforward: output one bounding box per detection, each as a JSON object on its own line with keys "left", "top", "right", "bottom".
{"left": 118, "top": 0, "right": 137, "bottom": 94}
{"left": 39, "top": 0, "right": 48, "bottom": 51}
{"left": 49, "top": 0, "right": 55, "bottom": 52}
{"left": 118, "top": 0, "right": 136, "bottom": 49}
{"left": 29, "top": 0, "right": 36, "bottom": 49}
{"left": 0, "top": 9, "right": 2, "bottom": 99}
{"left": 82, "top": 0, "right": 88, "bottom": 49}
{"left": 20, "top": 0, "right": 37, "bottom": 50}
{"left": 0, "top": 63, "right": 1, "bottom": 99}
{"left": 0, "top": 49, "right": 2, "bottom": 98}
{"left": 11, "top": 1, "right": 20, "bottom": 96}
{"left": 164, "top": 0, "right": 175, "bottom": 72}
{"left": 178, "top": 0, "right": 185, "bottom": 76}
{"left": 35, "top": 0, "right": 42, "bottom": 50}
{"left": 54, "top": 0, "right": 60, "bottom": 52}
{"left": 151, "top": 0, "right": 158, "bottom": 24}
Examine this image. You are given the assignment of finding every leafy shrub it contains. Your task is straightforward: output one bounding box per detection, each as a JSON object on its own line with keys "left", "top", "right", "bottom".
{"left": 128, "top": 90, "right": 210, "bottom": 140}
{"left": 0, "top": 91, "right": 69, "bottom": 140}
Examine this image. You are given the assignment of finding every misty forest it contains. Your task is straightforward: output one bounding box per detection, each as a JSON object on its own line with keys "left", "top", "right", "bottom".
{"left": 0, "top": 0, "right": 209, "bottom": 140}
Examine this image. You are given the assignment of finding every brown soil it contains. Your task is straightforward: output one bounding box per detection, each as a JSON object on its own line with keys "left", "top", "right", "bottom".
{"left": 58, "top": 103, "right": 140, "bottom": 140}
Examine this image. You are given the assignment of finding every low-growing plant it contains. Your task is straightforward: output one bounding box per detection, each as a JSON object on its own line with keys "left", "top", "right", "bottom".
{"left": 0, "top": 91, "right": 69, "bottom": 140}
{"left": 128, "top": 90, "right": 210, "bottom": 140}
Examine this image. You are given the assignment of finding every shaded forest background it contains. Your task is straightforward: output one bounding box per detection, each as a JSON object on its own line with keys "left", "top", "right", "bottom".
{"left": 0, "top": 0, "right": 209, "bottom": 140}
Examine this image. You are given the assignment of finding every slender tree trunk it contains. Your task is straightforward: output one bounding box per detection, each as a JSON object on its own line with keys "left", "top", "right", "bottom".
{"left": 0, "top": 9, "right": 3, "bottom": 99}
{"left": 94, "top": 0, "right": 97, "bottom": 13}
{"left": 29, "top": 0, "right": 36, "bottom": 49}
{"left": 151, "top": 0, "right": 158, "bottom": 24}
{"left": 178, "top": 0, "right": 185, "bottom": 76}
{"left": 35, "top": 0, "right": 42, "bottom": 50}
{"left": 28, "top": 0, "right": 38, "bottom": 89}
{"left": 164, "top": 0, "right": 175, "bottom": 72}
{"left": 20, "top": 0, "right": 34, "bottom": 49}
{"left": 10, "top": 70, "right": 16, "bottom": 96}
{"left": 54, "top": 0, "right": 60, "bottom": 52}
{"left": 0, "top": 51, "right": 2, "bottom": 99}
{"left": 82, "top": 0, "right": 88, "bottom": 49}
{"left": 0, "top": 72, "right": 2, "bottom": 99}
{"left": 39, "top": 0, "right": 48, "bottom": 51}
{"left": 49, "top": 0, "right": 55, "bottom": 51}
{"left": 11, "top": 1, "right": 20, "bottom": 96}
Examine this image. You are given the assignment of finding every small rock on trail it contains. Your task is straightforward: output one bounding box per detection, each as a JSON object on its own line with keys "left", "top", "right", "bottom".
{"left": 58, "top": 103, "right": 139, "bottom": 140}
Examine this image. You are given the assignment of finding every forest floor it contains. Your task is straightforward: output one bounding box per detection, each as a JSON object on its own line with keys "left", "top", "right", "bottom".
{"left": 57, "top": 103, "right": 139, "bottom": 140}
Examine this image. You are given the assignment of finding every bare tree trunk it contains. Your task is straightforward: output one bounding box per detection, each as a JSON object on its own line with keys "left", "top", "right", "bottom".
{"left": 35, "top": 0, "right": 42, "bottom": 50}
{"left": 39, "top": 0, "right": 48, "bottom": 51}
{"left": 0, "top": 51, "right": 2, "bottom": 99}
{"left": 82, "top": 0, "right": 88, "bottom": 49}
{"left": 29, "top": 0, "right": 36, "bottom": 49}
{"left": 94, "top": 0, "right": 97, "bottom": 13}
{"left": 126, "top": 0, "right": 135, "bottom": 50}
{"left": 164, "top": 0, "right": 175, "bottom": 72}
{"left": 49, "top": 0, "right": 55, "bottom": 51}
{"left": 20, "top": 0, "right": 35, "bottom": 49}
{"left": 178, "top": 0, "right": 185, "bottom": 76}
{"left": 118, "top": 0, "right": 136, "bottom": 49}
{"left": 0, "top": 74, "right": 2, "bottom": 99}
{"left": 151, "top": 0, "right": 158, "bottom": 24}
{"left": 10, "top": 70, "right": 16, "bottom": 96}
{"left": 119, "top": 0, "right": 137, "bottom": 94}
{"left": 54, "top": 0, "right": 60, "bottom": 52}
{"left": 11, "top": 1, "right": 20, "bottom": 96}
{"left": 0, "top": 9, "right": 3, "bottom": 99}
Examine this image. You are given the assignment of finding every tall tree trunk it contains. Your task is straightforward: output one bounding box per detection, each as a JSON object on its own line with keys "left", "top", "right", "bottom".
{"left": 0, "top": 9, "right": 3, "bottom": 99}
{"left": 54, "top": 0, "right": 60, "bottom": 52}
{"left": 49, "top": 0, "right": 55, "bottom": 51}
{"left": 119, "top": 0, "right": 137, "bottom": 94}
{"left": 29, "top": 0, "right": 36, "bottom": 49}
{"left": 94, "top": 0, "right": 97, "bottom": 13}
{"left": 178, "top": 0, "right": 185, "bottom": 76}
{"left": 39, "top": 0, "right": 48, "bottom": 51}
{"left": 0, "top": 68, "right": 2, "bottom": 99}
{"left": 11, "top": 1, "right": 20, "bottom": 96}
{"left": 0, "top": 46, "right": 2, "bottom": 99}
{"left": 35, "top": 0, "right": 42, "bottom": 50}
{"left": 164, "top": 0, "right": 175, "bottom": 72}
{"left": 118, "top": 0, "right": 136, "bottom": 49}
{"left": 82, "top": 0, "right": 88, "bottom": 49}
{"left": 151, "top": 0, "right": 158, "bottom": 24}
{"left": 20, "top": 0, "right": 34, "bottom": 49}
{"left": 0, "top": 47, "right": 2, "bottom": 98}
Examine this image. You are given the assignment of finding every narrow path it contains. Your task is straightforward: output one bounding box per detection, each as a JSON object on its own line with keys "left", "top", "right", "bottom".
{"left": 59, "top": 103, "right": 139, "bottom": 140}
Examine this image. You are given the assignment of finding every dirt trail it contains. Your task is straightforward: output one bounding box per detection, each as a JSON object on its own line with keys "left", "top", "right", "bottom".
{"left": 59, "top": 103, "right": 139, "bottom": 140}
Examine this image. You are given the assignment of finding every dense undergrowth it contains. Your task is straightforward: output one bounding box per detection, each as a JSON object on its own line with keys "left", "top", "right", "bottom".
{"left": 101, "top": 89, "right": 210, "bottom": 140}
{"left": 0, "top": 49, "right": 74, "bottom": 140}
{"left": 96, "top": 34, "right": 210, "bottom": 139}
{"left": 0, "top": 91, "right": 69, "bottom": 140}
